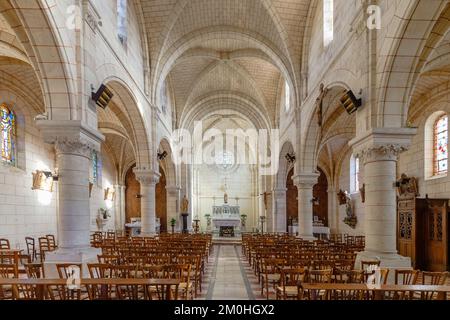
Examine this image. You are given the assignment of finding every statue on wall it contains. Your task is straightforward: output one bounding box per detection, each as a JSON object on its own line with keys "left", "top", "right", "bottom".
{"left": 181, "top": 195, "right": 189, "bottom": 213}
{"left": 224, "top": 192, "right": 228, "bottom": 204}
{"left": 316, "top": 83, "right": 329, "bottom": 129}
{"left": 339, "top": 190, "right": 357, "bottom": 229}
{"left": 396, "top": 173, "right": 419, "bottom": 197}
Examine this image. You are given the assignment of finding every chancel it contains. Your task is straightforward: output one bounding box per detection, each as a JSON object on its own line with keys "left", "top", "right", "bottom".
{"left": 0, "top": 0, "right": 449, "bottom": 303}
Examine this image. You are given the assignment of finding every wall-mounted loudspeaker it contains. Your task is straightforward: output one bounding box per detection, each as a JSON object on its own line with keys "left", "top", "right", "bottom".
{"left": 92, "top": 84, "right": 114, "bottom": 109}
{"left": 340, "top": 90, "right": 362, "bottom": 115}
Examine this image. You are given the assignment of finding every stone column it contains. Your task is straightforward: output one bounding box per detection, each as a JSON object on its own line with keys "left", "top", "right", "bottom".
{"left": 272, "top": 188, "right": 287, "bottom": 233}
{"left": 293, "top": 173, "right": 319, "bottom": 240}
{"left": 350, "top": 128, "right": 417, "bottom": 270}
{"left": 36, "top": 120, "right": 105, "bottom": 277}
{"left": 55, "top": 140, "right": 93, "bottom": 249}
{"left": 134, "top": 169, "right": 160, "bottom": 236}
{"left": 327, "top": 185, "right": 339, "bottom": 234}
{"left": 114, "top": 184, "right": 126, "bottom": 232}
{"left": 166, "top": 185, "right": 181, "bottom": 232}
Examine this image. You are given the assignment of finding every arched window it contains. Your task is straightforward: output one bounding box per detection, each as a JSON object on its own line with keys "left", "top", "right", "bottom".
{"left": 117, "top": 0, "right": 128, "bottom": 46}
{"left": 284, "top": 81, "right": 290, "bottom": 112}
{"left": 434, "top": 114, "right": 448, "bottom": 175}
{"left": 160, "top": 80, "right": 168, "bottom": 115}
{"left": 0, "top": 104, "right": 16, "bottom": 166}
{"left": 323, "top": 0, "right": 334, "bottom": 47}
{"left": 350, "top": 154, "right": 359, "bottom": 193}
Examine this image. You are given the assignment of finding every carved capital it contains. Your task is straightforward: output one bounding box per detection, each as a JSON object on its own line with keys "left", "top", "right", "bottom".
{"left": 355, "top": 144, "right": 408, "bottom": 164}
{"left": 292, "top": 172, "right": 319, "bottom": 189}
{"left": 133, "top": 168, "right": 160, "bottom": 186}
{"left": 55, "top": 138, "right": 93, "bottom": 158}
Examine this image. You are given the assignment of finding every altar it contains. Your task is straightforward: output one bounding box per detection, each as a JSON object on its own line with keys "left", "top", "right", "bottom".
{"left": 212, "top": 204, "right": 241, "bottom": 237}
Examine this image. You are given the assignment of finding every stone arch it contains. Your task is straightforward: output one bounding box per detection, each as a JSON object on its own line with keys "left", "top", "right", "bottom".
{"left": 301, "top": 83, "right": 351, "bottom": 172}
{"left": 277, "top": 140, "right": 295, "bottom": 189}
{"left": 377, "top": 0, "right": 449, "bottom": 127}
{"left": 158, "top": 137, "right": 176, "bottom": 187}
{"left": 153, "top": 28, "right": 298, "bottom": 111}
{"left": 101, "top": 78, "right": 152, "bottom": 169}
{"left": 0, "top": 0, "right": 77, "bottom": 120}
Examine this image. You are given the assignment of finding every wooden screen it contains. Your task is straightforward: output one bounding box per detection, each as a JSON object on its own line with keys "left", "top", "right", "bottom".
{"left": 125, "top": 164, "right": 141, "bottom": 223}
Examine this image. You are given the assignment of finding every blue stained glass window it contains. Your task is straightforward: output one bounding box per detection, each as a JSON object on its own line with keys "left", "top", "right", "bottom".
{"left": 434, "top": 115, "right": 448, "bottom": 175}
{"left": 1, "top": 104, "right": 16, "bottom": 166}
{"left": 92, "top": 151, "right": 98, "bottom": 183}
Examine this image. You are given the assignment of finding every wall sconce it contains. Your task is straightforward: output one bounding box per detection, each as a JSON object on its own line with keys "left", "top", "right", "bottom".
{"left": 157, "top": 150, "right": 168, "bottom": 161}
{"left": 311, "top": 197, "right": 320, "bottom": 205}
{"left": 340, "top": 90, "right": 362, "bottom": 114}
{"left": 32, "top": 171, "right": 54, "bottom": 192}
{"left": 104, "top": 187, "right": 116, "bottom": 201}
{"left": 285, "top": 152, "right": 296, "bottom": 163}
{"left": 135, "top": 194, "right": 142, "bottom": 199}
{"left": 91, "top": 84, "right": 114, "bottom": 109}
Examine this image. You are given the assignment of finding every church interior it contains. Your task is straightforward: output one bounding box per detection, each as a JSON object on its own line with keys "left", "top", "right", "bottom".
{"left": 0, "top": 0, "right": 449, "bottom": 301}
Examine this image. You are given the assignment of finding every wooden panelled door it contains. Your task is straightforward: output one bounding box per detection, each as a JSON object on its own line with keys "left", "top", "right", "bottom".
{"left": 125, "top": 164, "right": 141, "bottom": 224}
{"left": 286, "top": 168, "right": 298, "bottom": 232}
{"left": 425, "top": 200, "right": 448, "bottom": 271}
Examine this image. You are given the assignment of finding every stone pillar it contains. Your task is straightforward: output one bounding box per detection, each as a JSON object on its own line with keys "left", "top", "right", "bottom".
{"left": 134, "top": 169, "right": 160, "bottom": 236}
{"left": 55, "top": 140, "right": 92, "bottom": 249}
{"left": 36, "top": 120, "right": 105, "bottom": 277}
{"left": 114, "top": 185, "right": 126, "bottom": 232}
{"left": 327, "top": 185, "right": 339, "bottom": 234}
{"left": 166, "top": 185, "right": 181, "bottom": 232}
{"left": 272, "top": 188, "right": 287, "bottom": 233}
{"left": 293, "top": 173, "right": 319, "bottom": 240}
{"left": 350, "top": 128, "right": 417, "bottom": 271}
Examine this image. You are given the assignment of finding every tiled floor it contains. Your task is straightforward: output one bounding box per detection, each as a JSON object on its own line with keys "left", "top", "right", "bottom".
{"left": 197, "top": 245, "right": 256, "bottom": 300}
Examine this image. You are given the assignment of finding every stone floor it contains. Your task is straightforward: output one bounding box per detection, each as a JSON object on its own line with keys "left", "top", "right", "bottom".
{"left": 196, "top": 244, "right": 265, "bottom": 300}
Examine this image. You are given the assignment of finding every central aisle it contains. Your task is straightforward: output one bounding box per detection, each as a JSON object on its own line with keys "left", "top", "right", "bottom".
{"left": 206, "top": 245, "right": 255, "bottom": 300}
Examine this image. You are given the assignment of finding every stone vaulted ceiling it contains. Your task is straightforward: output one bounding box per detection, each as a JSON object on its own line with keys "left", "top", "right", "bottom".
{"left": 139, "top": 0, "right": 313, "bottom": 128}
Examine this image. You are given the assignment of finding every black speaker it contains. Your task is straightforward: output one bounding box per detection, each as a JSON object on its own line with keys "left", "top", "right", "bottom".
{"left": 92, "top": 84, "right": 114, "bottom": 109}
{"left": 340, "top": 90, "right": 362, "bottom": 114}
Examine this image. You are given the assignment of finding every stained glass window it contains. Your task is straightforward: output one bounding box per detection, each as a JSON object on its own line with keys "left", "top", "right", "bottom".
{"left": 285, "top": 81, "right": 290, "bottom": 112}
{"left": 323, "top": 0, "right": 334, "bottom": 46}
{"left": 92, "top": 151, "right": 98, "bottom": 183}
{"left": 117, "top": 0, "right": 128, "bottom": 46}
{"left": 1, "top": 104, "right": 16, "bottom": 166}
{"left": 434, "top": 115, "right": 448, "bottom": 175}
{"left": 350, "top": 154, "right": 359, "bottom": 193}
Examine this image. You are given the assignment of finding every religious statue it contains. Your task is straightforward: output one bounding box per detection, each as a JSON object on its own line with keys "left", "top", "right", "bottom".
{"left": 224, "top": 192, "right": 228, "bottom": 204}
{"left": 340, "top": 190, "right": 357, "bottom": 229}
{"left": 316, "top": 83, "right": 329, "bottom": 128}
{"left": 337, "top": 189, "right": 347, "bottom": 205}
{"left": 396, "top": 173, "right": 419, "bottom": 197}
{"left": 181, "top": 195, "right": 189, "bottom": 213}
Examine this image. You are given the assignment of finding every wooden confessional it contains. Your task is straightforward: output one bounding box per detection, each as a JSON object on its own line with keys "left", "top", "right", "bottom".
{"left": 397, "top": 176, "right": 449, "bottom": 271}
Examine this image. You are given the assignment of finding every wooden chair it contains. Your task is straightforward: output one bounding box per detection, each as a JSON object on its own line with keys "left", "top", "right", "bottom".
{"left": 0, "top": 239, "right": 10, "bottom": 250}
{"left": 25, "top": 237, "right": 39, "bottom": 262}
{"left": 261, "top": 258, "right": 285, "bottom": 299}
{"left": 54, "top": 263, "right": 83, "bottom": 300}
{"left": 24, "top": 263, "right": 45, "bottom": 279}
{"left": 0, "top": 264, "right": 18, "bottom": 300}
{"left": 38, "top": 237, "right": 51, "bottom": 262}
{"left": 46, "top": 234, "right": 57, "bottom": 251}
{"left": 276, "top": 267, "right": 308, "bottom": 300}
{"left": 416, "top": 271, "right": 449, "bottom": 300}
{"left": 87, "top": 263, "right": 114, "bottom": 300}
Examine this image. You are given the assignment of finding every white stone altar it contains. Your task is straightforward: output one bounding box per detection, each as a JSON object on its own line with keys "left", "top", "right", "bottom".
{"left": 211, "top": 204, "right": 241, "bottom": 236}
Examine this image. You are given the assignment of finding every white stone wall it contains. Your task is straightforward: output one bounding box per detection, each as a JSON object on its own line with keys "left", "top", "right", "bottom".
{"left": 398, "top": 98, "right": 450, "bottom": 198}
{"left": 337, "top": 151, "right": 365, "bottom": 235}
{"left": 89, "top": 147, "right": 117, "bottom": 232}
{"left": 0, "top": 89, "right": 57, "bottom": 250}
{"left": 194, "top": 164, "right": 259, "bottom": 231}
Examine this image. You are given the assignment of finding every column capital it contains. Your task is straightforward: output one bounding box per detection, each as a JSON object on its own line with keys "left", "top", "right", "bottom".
{"left": 349, "top": 128, "right": 417, "bottom": 164}
{"left": 36, "top": 120, "right": 104, "bottom": 155}
{"left": 166, "top": 185, "right": 181, "bottom": 195}
{"left": 292, "top": 172, "right": 319, "bottom": 188}
{"left": 133, "top": 168, "right": 160, "bottom": 186}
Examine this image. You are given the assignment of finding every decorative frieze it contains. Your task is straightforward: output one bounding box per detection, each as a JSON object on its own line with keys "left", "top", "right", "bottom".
{"left": 355, "top": 144, "right": 409, "bottom": 164}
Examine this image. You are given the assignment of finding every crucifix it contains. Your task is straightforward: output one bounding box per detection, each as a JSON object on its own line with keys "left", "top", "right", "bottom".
{"left": 259, "top": 191, "right": 272, "bottom": 211}
{"left": 316, "top": 83, "right": 329, "bottom": 130}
